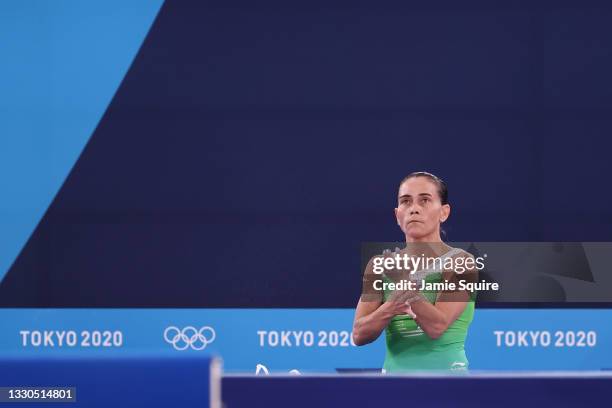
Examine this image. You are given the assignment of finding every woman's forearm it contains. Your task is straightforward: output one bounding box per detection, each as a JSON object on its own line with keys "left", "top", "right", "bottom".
{"left": 352, "top": 303, "right": 396, "bottom": 346}
{"left": 411, "top": 299, "right": 456, "bottom": 339}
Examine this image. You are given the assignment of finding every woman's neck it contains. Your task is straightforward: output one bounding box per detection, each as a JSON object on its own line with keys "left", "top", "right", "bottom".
{"left": 406, "top": 231, "right": 442, "bottom": 243}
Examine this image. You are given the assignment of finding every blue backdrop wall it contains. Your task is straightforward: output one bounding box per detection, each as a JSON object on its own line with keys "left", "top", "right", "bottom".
{"left": 1, "top": 0, "right": 611, "bottom": 309}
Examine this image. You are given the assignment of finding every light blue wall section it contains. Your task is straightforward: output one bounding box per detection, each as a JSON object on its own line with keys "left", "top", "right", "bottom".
{"left": 0, "top": 0, "right": 164, "bottom": 282}
{"left": 0, "top": 309, "right": 608, "bottom": 372}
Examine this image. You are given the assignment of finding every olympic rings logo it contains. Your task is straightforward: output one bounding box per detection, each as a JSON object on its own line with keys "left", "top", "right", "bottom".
{"left": 163, "top": 326, "right": 216, "bottom": 351}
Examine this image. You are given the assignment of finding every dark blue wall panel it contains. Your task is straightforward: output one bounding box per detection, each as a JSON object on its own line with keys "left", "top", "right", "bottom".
{"left": 2, "top": 0, "right": 611, "bottom": 306}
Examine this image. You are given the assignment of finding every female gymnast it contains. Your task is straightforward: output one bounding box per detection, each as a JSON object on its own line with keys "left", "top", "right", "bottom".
{"left": 352, "top": 172, "right": 476, "bottom": 372}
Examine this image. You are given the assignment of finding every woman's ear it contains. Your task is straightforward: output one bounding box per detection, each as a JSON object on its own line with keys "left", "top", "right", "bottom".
{"left": 439, "top": 204, "right": 451, "bottom": 223}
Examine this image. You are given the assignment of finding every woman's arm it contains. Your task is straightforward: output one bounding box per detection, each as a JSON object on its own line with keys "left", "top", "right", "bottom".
{"left": 352, "top": 256, "right": 416, "bottom": 345}
{"left": 352, "top": 299, "right": 387, "bottom": 346}
{"left": 409, "top": 252, "right": 476, "bottom": 339}
{"left": 409, "top": 299, "right": 467, "bottom": 339}
{"left": 353, "top": 297, "right": 416, "bottom": 345}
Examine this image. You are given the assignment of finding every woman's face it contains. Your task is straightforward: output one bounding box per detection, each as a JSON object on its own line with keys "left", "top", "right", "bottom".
{"left": 394, "top": 177, "right": 450, "bottom": 241}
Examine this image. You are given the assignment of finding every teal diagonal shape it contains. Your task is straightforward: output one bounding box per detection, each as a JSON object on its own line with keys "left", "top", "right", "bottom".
{"left": 0, "top": 0, "right": 164, "bottom": 283}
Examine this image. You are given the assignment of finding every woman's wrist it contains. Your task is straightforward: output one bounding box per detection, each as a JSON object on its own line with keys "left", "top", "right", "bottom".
{"left": 404, "top": 292, "right": 426, "bottom": 305}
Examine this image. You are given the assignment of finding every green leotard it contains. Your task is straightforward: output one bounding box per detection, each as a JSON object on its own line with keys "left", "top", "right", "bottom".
{"left": 382, "top": 248, "right": 475, "bottom": 372}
